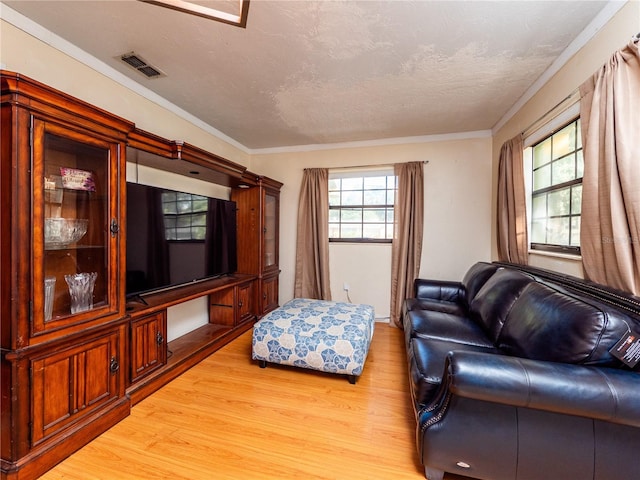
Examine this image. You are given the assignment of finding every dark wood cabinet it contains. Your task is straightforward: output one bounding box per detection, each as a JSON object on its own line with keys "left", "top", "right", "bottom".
{"left": 232, "top": 177, "right": 282, "bottom": 317}
{"left": 1, "top": 71, "right": 282, "bottom": 480}
{"left": 1, "top": 71, "right": 133, "bottom": 480}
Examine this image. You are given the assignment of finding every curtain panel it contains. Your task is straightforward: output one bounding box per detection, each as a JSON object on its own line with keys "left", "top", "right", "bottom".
{"left": 390, "top": 161, "right": 424, "bottom": 328}
{"left": 294, "top": 168, "right": 332, "bottom": 300}
{"left": 579, "top": 39, "right": 640, "bottom": 295}
{"left": 496, "top": 133, "right": 528, "bottom": 264}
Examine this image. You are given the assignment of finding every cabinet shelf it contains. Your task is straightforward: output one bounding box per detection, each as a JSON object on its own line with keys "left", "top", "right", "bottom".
{"left": 167, "top": 323, "right": 233, "bottom": 363}
{"left": 45, "top": 244, "right": 106, "bottom": 251}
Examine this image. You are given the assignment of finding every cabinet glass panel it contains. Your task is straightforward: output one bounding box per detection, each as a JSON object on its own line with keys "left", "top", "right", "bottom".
{"left": 263, "top": 192, "right": 277, "bottom": 269}
{"left": 42, "top": 133, "right": 110, "bottom": 321}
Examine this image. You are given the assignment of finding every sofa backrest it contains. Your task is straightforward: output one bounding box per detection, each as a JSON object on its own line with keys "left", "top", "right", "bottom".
{"left": 496, "top": 281, "right": 634, "bottom": 366}
{"left": 469, "top": 268, "right": 535, "bottom": 342}
{"left": 461, "top": 262, "right": 501, "bottom": 307}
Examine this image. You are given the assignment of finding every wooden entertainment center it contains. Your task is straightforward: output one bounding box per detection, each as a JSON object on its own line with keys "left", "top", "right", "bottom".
{"left": 0, "top": 71, "right": 282, "bottom": 479}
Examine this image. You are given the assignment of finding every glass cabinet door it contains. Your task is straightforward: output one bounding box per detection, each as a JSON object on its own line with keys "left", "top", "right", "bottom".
{"left": 33, "top": 120, "right": 120, "bottom": 333}
{"left": 263, "top": 191, "right": 278, "bottom": 269}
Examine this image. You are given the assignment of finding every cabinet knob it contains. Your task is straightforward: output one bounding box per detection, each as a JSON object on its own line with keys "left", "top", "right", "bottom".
{"left": 110, "top": 218, "right": 119, "bottom": 237}
{"left": 238, "top": 300, "right": 243, "bottom": 308}
{"left": 156, "top": 331, "right": 164, "bottom": 346}
{"left": 109, "top": 356, "right": 120, "bottom": 374}
{"left": 263, "top": 293, "right": 267, "bottom": 299}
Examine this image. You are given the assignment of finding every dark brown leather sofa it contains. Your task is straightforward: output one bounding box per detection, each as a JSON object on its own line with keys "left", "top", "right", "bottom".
{"left": 402, "top": 261, "right": 640, "bottom": 480}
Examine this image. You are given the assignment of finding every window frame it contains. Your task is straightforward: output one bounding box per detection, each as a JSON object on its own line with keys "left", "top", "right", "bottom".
{"left": 328, "top": 168, "right": 396, "bottom": 244}
{"left": 524, "top": 103, "right": 582, "bottom": 256}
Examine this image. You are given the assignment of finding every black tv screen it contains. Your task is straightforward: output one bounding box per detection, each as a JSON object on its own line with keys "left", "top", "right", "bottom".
{"left": 125, "top": 182, "right": 237, "bottom": 297}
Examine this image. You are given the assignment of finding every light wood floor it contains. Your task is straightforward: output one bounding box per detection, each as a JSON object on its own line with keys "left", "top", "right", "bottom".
{"left": 41, "top": 324, "right": 468, "bottom": 480}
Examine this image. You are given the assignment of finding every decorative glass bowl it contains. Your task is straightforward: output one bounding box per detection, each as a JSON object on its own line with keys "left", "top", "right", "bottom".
{"left": 44, "top": 218, "right": 88, "bottom": 249}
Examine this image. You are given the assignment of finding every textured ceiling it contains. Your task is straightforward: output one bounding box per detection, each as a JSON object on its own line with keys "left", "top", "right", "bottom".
{"left": 3, "top": 0, "right": 611, "bottom": 150}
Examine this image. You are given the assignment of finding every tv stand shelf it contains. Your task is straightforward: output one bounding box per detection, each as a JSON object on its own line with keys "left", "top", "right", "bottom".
{"left": 125, "top": 274, "right": 257, "bottom": 404}
{"left": 125, "top": 274, "right": 255, "bottom": 315}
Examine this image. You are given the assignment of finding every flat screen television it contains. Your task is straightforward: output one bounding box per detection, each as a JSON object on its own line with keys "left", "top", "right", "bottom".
{"left": 125, "top": 182, "right": 237, "bottom": 298}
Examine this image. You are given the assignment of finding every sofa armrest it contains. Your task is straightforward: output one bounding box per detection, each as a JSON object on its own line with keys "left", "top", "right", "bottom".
{"left": 414, "top": 279, "right": 463, "bottom": 303}
{"left": 444, "top": 351, "right": 640, "bottom": 428}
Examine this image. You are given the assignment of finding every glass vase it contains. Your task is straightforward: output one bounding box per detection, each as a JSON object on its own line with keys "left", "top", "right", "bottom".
{"left": 65, "top": 272, "right": 97, "bottom": 314}
{"left": 44, "top": 276, "right": 56, "bottom": 321}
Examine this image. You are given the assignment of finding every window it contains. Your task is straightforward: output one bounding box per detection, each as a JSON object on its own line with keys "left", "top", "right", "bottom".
{"left": 328, "top": 169, "right": 396, "bottom": 242}
{"left": 527, "top": 118, "right": 583, "bottom": 254}
{"left": 162, "top": 191, "right": 208, "bottom": 241}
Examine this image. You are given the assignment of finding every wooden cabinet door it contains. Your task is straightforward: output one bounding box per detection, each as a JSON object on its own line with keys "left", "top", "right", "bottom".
{"left": 262, "top": 189, "right": 279, "bottom": 271}
{"left": 32, "top": 119, "right": 124, "bottom": 338}
{"left": 237, "top": 281, "right": 254, "bottom": 324}
{"left": 261, "top": 275, "right": 279, "bottom": 316}
{"left": 130, "top": 311, "right": 166, "bottom": 383}
{"left": 30, "top": 327, "right": 124, "bottom": 446}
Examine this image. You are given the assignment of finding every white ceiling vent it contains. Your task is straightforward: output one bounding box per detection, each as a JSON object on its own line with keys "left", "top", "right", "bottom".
{"left": 119, "top": 52, "right": 166, "bottom": 79}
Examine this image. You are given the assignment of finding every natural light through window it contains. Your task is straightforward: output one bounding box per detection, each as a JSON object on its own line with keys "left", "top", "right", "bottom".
{"left": 329, "top": 169, "right": 396, "bottom": 243}
{"left": 527, "top": 118, "right": 583, "bottom": 254}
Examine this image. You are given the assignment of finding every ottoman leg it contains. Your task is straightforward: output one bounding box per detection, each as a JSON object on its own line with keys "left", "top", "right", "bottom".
{"left": 347, "top": 375, "right": 357, "bottom": 384}
{"left": 258, "top": 360, "right": 267, "bottom": 368}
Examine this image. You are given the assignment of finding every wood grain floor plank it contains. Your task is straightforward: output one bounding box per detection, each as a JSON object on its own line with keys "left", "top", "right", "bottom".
{"left": 40, "top": 324, "right": 469, "bottom": 480}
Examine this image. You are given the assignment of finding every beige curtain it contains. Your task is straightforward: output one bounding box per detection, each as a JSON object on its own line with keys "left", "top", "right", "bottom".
{"left": 496, "top": 134, "right": 528, "bottom": 264}
{"left": 294, "top": 168, "right": 332, "bottom": 300}
{"left": 390, "top": 161, "right": 424, "bottom": 328}
{"left": 579, "top": 39, "right": 640, "bottom": 295}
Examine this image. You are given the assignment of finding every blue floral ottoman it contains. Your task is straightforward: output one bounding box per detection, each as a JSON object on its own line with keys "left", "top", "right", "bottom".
{"left": 252, "top": 298, "right": 375, "bottom": 383}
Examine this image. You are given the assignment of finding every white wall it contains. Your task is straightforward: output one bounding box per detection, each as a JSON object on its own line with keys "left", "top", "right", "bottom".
{"left": 252, "top": 135, "right": 493, "bottom": 318}
{"left": 329, "top": 243, "right": 392, "bottom": 318}
{"left": 491, "top": 1, "right": 640, "bottom": 276}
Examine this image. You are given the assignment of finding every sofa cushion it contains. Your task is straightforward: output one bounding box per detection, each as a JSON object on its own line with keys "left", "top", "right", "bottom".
{"left": 497, "top": 282, "right": 631, "bottom": 366}
{"left": 414, "top": 280, "right": 464, "bottom": 304}
{"left": 461, "top": 262, "right": 500, "bottom": 307}
{"left": 469, "top": 269, "right": 534, "bottom": 343}
{"left": 404, "top": 297, "right": 466, "bottom": 316}
{"left": 407, "top": 337, "right": 498, "bottom": 408}
{"left": 405, "top": 309, "right": 494, "bottom": 348}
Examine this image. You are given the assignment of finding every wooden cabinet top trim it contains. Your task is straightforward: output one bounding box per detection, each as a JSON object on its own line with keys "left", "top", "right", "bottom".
{"left": 1, "top": 70, "right": 134, "bottom": 138}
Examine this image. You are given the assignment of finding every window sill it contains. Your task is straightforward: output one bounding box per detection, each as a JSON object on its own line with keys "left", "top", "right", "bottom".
{"left": 329, "top": 240, "right": 392, "bottom": 246}
{"left": 528, "top": 249, "right": 582, "bottom": 261}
